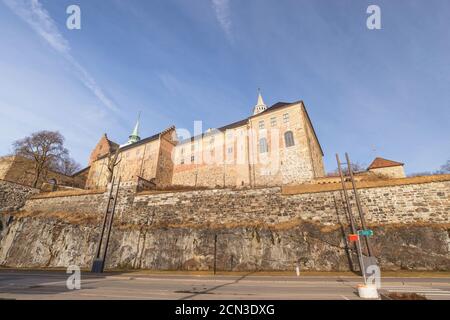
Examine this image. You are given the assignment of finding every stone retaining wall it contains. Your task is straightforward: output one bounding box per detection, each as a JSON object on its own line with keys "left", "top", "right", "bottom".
{"left": 129, "top": 179, "right": 449, "bottom": 226}
{"left": 18, "top": 177, "right": 450, "bottom": 227}
{"left": 0, "top": 180, "right": 39, "bottom": 213}
{"left": 1, "top": 176, "right": 448, "bottom": 271}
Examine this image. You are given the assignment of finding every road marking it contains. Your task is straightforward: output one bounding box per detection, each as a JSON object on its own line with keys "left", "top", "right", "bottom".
{"left": 340, "top": 295, "right": 350, "bottom": 300}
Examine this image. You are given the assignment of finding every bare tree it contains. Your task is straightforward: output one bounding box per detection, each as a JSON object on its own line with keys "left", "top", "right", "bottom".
{"left": 409, "top": 160, "right": 450, "bottom": 176}
{"left": 106, "top": 148, "right": 121, "bottom": 183}
{"left": 13, "top": 131, "right": 68, "bottom": 188}
{"left": 53, "top": 156, "right": 81, "bottom": 176}
{"left": 328, "top": 162, "right": 366, "bottom": 176}
{"left": 439, "top": 160, "right": 450, "bottom": 174}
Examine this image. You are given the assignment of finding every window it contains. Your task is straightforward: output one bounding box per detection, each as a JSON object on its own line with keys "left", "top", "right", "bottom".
{"left": 227, "top": 147, "right": 233, "bottom": 154}
{"left": 259, "top": 138, "right": 268, "bottom": 153}
{"left": 259, "top": 120, "right": 265, "bottom": 130}
{"left": 283, "top": 113, "right": 289, "bottom": 123}
{"left": 180, "top": 158, "right": 185, "bottom": 165}
{"left": 270, "top": 117, "right": 277, "bottom": 127}
{"left": 285, "top": 131, "right": 295, "bottom": 147}
{"left": 181, "top": 148, "right": 185, "bottom": 155}
{"left": 191, "top": 155, "right": 195, "bottom": 163}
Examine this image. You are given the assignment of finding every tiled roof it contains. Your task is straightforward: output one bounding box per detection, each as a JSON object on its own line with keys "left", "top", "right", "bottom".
{"left": 95, "top": 127, "right": 175, "bottom": 160}
{"left": 178, "top": 101, "right": 302, "bottom": 145}
{"left": 368, "top": 157, "right": 404, "bottom": 169}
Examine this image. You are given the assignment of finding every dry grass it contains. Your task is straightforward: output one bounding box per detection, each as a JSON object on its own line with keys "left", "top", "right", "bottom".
{"left": 137, "top": 185, "right": 275, "bottom": 196}
{"left": 11, "top": 210, "right": 100, "bottom": 225}
{"left": 367, "top": 222, "right": 450, "bottom": 230}
{"left": 282, "top": 174, "right": 450, "bottom": 195}
{"left": 31, "top": 188, "right": 106, "bottom": 199}
{"left": 114, "top": 218, "right": 343, "bottom": 233}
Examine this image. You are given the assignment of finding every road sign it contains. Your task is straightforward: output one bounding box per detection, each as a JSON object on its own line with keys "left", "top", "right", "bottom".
{"left": 348, "top": 234, "right": 359, "bottom": 242}
{"left": 358, "top": 230, "right": 374, "bottom": 237}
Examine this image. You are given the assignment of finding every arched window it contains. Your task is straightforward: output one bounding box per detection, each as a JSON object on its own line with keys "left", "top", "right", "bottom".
{"left": 259, "top": 138, "right": 268, "bottom": 153}
{"left": 284, "top": 131, "right": 295, "bottom": 147}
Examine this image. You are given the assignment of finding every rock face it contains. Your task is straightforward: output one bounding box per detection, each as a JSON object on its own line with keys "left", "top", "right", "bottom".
{"left": 1, "top": 215, "right": 448, "bottom": 271}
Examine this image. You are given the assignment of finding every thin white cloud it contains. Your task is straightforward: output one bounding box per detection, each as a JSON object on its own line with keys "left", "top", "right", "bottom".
{"left": 211, "top": 0, "right": 233, "bottom": 41}
{"left": 2, "top": 0, "right": 118, "bottom": 112}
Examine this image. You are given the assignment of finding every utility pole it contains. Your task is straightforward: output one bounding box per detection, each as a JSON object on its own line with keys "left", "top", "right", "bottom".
{"left": 336, "top": 154, "right": 365, "bottom": 275}
{"left": 345, "top": 153, "right": 374, "bottom": 257}
{"left": 213, "top": 234, "right": 218, "bottom": 275}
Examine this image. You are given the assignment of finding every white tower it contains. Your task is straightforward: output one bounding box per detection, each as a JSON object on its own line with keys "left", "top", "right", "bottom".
{"left": 253, "top": 90, "right": 268, "bottom": 115}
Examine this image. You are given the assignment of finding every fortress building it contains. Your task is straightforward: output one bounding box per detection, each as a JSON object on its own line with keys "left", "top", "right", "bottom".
{"left": 85, "top": 94, "right": 326, "bottom": 189}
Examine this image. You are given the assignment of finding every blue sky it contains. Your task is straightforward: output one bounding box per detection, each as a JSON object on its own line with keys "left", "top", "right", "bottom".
{"left": 0, "top": 0, "right": 449, "bottom": 173}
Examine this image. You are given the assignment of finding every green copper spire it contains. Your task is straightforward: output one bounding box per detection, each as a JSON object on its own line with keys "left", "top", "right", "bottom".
{"left": 128, "top": 112, "right": 141, "bottom": 144}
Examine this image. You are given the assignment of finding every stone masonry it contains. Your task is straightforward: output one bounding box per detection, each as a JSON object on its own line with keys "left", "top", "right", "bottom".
{"left": 1, "top": 175, "right": 448, "bottom": 271}
{"left": 0, "top": 180, "right": 39, "bottom": 213}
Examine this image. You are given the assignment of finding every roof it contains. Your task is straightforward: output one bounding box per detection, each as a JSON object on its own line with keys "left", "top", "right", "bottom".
{"left": 368, "top": 157, "right": 404, "bottom": 170}
{"left": 72, "top": 166, "right": 91, "bottom": 177}
{"left": 178, "top": 101, "right": 304, "bottom": 145}
{"left": 95, "top": 126, "right": 175, "bottom": 161}
{"left": 108, "top": 139, "right": 119, "bottom": 150}
{"left": 249, "top": 101, "right": 294, "bottom": 118}
{"left": 178, "top": 119, "right": 249, "bottom": 145}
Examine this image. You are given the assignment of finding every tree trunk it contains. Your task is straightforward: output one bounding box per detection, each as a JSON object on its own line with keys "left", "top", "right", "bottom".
{"left": 32, "top": 170, "right": 40, "bottom": 188}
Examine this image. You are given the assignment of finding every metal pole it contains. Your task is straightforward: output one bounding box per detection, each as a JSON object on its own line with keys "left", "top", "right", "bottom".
{"left": 95, "top": 176, "right": 115, "bottom": 259}
{"left": 345, "top": 153, "right": 374, "bottom": 257}
{"left": 357, "top": 235, "right": 367, "bottom": 284}
{"left": 336, "top": 154, "right": 364, "bottom": 275}
{"left": 213, "top": 234, "right": 217, "bottom": 275}
{"left": 102, "top": 177, "right": 121, "bottom": 266}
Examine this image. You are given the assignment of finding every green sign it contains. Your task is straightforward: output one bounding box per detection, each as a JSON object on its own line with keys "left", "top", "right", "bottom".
{"left": 358, "top": 230, "right": 374, "bottom": 237}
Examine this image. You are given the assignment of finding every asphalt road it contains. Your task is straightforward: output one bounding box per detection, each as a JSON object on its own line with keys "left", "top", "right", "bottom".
{"left": 0, "top": 270, "right": 449, "bottom": 300}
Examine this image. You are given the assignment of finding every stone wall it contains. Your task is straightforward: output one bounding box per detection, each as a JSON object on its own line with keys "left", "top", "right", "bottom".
{"left": 171, "top": 102, "right": 326, "bottom": 189}
{"left": 369, "top": 166, "right": 406, "bottom": 178}
{"left": 0, "top": 156, "right": 14, "bottom": 180}
{"left": 128, "top": 179, "right": 449, "bottom": 227}
{"left": 0, "top": 156, "right": 86, "bottom": 189}
{"left": 0, "top": 180, "right": 39, "bottom": 213}
{"left": 22, "top": 190, "right": 106, "bottom": 216}
{"left": 15, "top": 176, "right": 450, "bottom": 227}
{"left": 0, "top": 176, "right": 449, "bottom": 270}
{"left": 86, "top": 139, "right": 161, "bottom": 190}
